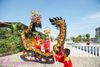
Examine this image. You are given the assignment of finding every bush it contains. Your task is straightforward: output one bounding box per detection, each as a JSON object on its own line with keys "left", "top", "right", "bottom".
{"left": 0, "top": 35, "right": 23, "bottom": 56}
{"left": 0, "top": 23, "right": 26, "bottom": 56}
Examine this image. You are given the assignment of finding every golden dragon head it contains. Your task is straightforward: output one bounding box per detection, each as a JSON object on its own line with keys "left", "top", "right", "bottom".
{"left": 31, "top": 10, "right": 42, "bottom": 28}
{"left": 49, "top": 17, "right": 65, "bottom": 28}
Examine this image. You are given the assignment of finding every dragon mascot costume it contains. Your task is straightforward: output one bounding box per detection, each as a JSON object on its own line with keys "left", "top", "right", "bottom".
{"left": 21, "top": 11, "right": 67, "bottom": 63}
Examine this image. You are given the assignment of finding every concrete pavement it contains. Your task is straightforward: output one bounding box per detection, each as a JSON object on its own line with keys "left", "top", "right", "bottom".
{"left": 0, "top": 52, "right": 100, "bottom": 67}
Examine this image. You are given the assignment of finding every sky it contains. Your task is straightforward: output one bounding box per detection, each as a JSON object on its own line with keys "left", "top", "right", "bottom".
{"left": 0, "top": 0, "right": 100, "bottom": 38}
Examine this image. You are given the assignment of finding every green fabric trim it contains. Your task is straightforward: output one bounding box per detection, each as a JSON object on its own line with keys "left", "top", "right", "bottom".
{"left": 38, "top": 32, "right": 46, "bottom": 45}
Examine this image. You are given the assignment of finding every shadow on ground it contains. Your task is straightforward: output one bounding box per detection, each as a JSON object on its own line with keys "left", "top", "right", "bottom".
{"left": 20, "top": 55, "right": 55, "bottom": 64}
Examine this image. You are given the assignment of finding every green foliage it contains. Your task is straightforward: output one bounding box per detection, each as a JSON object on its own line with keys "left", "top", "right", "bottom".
{"left": 71, "top": 33, "right": 91, "bottom": 43}
{"left": 0, "top": 22, "right": 26, "bottom": 56}
{"left": 95, "top": 35, "right": 100, "bottom": 38}
{"left": 50, "top": 36, "right": 54, "bottom": 42}
{"left": 0, "top": 35, "right": 22, "bottom": 56}
{"left": 38, "top": 31, "right": 46, "bottom": 44}
{"left": 85, "top": 33, "right": 90, "bottom": 41}
{"left": 0, "top": 28, "right": 11, "bottom": 39}
{"left": 82, "top": 35, "right": 86, "bottom": 42}
{"left": 71, "top": 37, "right": 75, "bottom": 42}
{"left": 8, "top": 22, "right": 26, "bottom": 35}
{"left": 71, "top": 35, "right": 82, "bottom": 42}
{"left": 76, "top": 35, "right": 82, "bottom": 42}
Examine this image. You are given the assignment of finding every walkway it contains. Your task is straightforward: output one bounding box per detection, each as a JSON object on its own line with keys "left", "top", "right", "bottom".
{"left": 0, "top": 52, "right": 100, "bottom": 67}
{"left": 0, "top": 42, "right": 100, "bottom": 67}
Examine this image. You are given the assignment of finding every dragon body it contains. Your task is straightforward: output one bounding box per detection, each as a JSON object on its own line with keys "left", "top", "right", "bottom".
{"left": 21, "top": 12, "right": 66, "bottom": 63}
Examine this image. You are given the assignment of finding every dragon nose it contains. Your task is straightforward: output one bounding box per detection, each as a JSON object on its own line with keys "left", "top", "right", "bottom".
{"left": 49, "top": 18, "right": 54, "bottom": 22}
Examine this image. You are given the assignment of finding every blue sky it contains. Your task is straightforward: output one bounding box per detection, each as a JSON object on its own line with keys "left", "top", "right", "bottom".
{"left": 0, "top": 0, "right": 100, "bottom": 38}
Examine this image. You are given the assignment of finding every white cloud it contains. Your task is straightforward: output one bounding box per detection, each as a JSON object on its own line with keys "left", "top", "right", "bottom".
{"left": 87, "top": 12, "right": 100, "bottom": 19}
{"left": 81, "top": 12, "right": 100, "bottom": 24}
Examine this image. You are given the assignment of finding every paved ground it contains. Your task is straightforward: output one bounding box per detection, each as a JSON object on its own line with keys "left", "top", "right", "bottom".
{"left": 0, "top": 52, "right": 100, "bottom": 67}
{"left": 0, "top": 42, "right": 100, "bottom": 67}
{"left": 72, "top": 57, "right": 100, "bottom": 67}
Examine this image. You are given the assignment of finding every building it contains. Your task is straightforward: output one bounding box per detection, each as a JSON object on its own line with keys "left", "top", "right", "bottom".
{"left": 95, "top": 27, "right": 100, "bottom": 43}
{"left": 91, "top": 38, "right": 97, "bottom": 43}
{"left": 96, "top": 27, "right": 100, "bottom": 37}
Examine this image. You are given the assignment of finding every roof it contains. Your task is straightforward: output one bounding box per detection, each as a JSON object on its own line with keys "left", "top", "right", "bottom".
{"left": 0, "top": 22, "right": 27, "bottom": 27}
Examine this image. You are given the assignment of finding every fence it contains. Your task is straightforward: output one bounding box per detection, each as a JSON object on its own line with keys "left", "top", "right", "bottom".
{"left": 65, "top": 43, "right": 100, "bottom": 57}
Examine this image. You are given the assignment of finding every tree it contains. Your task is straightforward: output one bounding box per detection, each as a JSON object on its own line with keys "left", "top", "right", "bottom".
{"left": 82, "top": 35, "right": 86, "bottom": 42}
{"left": 86, "top": 33, "right": 90, "bottom": 45}
{"left": 50, "top": 36, "right": 54, "bottom": 42}
{"left": 9, "top": 22, "right": 26, "bottom": 35}
{"left": 86, "top": 33, "right": 90, "bottom": 41}
{"left": 95, "top": 35, "right": 100, "bottom": 38}
{"left": 71, "top": 37, "right": 75, "bottom": 42}
{"left": 78, "top": 35, "right": 82, "bottom": 42}
{"left": 72, "top": 35, "right": 82, "bottom": 42}
{"left": 0, "top": 22, "right": 27, "bottom": 56}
